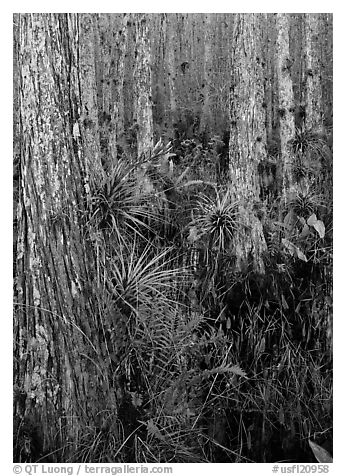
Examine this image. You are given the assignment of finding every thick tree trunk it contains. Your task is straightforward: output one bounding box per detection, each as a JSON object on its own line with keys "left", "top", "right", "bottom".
{"left": 228, "top": 14, "right": 267, "bottom": 273}
{"left": 276, "top": 13, "right": 296, "bottom": 197}
{"left": 133, "top": 14, "right": 154, "bottom": 159}
{"left": 14, "top": 14, "right": 116, "bottom": 461}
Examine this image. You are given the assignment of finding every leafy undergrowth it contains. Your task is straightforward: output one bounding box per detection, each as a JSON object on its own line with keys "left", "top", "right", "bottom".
{"left": 14, "top": 130, "right": 332, "bottom": 463}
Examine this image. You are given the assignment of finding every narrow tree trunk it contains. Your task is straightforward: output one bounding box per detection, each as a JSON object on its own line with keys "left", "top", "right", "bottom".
{"left": 150, "top": 14, "right": 168, "bottom": 139}
{"left": 320, "top": 14, "right": 333, "bottom": 128}
{"left": 266, "top": 14, "right": 280, "bottom": 150}
{"left": 261, "top": 13, "right": 276, "bottom": 147}
{"left": 199, "top": 14, "right": 213, "bottom": 135}
{"left": 276, "top": 13, "right": 296, "bottom": 198}
{"left": 213, "top": 13, "right": 232, "bottom": 136}
{"left": 229, "top": 14, "right": 267, "bottom": 273}
{"left": 289, "top": 14, "right": 305, "bottom": 128}
{"left": 133, "top": 14, "right": 153, "bottom": 159}
{"left": 78, "top": 14, "right": 103, "bottom": 176}
{"left": 96, "top": 13, "right": 128, "bottom": 162}
{"left": 304, "top": 13, "right": 324, "bottom": 131}
{"left": 166, "top": 13, "right": 177, "bottom": 131}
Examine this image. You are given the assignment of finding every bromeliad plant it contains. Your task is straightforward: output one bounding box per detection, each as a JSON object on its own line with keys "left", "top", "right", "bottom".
{"left": 287, "top": 186, "right": 325, "bottom": 218}
{"left": 289, "top": 126, "right": 329, "bottom": 159}
{"left": 88, "top": 158, "right": 158, "bottom": 243}
{"left": 184, "top": 187, "right": 244, "bottom": 323}
{"left": 189, "top": 187, "right": 241, "bottom": 253}
{"left": 288, "top": 126, "right": 332, "bottom": 191}
{"left": 107, "top": 240, "right": 187, "bottom": 319}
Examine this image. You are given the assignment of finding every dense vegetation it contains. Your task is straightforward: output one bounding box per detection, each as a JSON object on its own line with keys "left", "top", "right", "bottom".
{"left": 13, "top": 13, "right": 332, "bottom": 463}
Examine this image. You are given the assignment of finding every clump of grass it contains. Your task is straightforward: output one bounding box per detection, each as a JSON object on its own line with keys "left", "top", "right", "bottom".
{"left": 212, "top": 296, "right": 332, "bottom": 462}
{"left": 70, "top": 417, "right": 124, "bottom": 463}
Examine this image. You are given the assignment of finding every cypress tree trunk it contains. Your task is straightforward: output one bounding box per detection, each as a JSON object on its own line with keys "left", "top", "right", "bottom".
{"left": 133, "top": 14, "right": 153, "bottom": 159}
{"left": 266, "top": 13, "right": 280, "bottom": 149}
{"left": 229, "top": 13, "right": 267, "bottom": 273}
{"left": 14, "top": 13, "right": 116, "bottom": 461}
{"left": 96, "top": 13, "right": 128, "bottom": 162}
{"left": 304, "top": 13, "right": 324, "bottom": 131}
{"left": 78, "top": 14, "right": 103, "bottom": 176}
{"left": 213, "top": 13, "right": 232, "bottom": 136}
{"left": 276, "top": 13, "right": 296, "bottom": 197}
{"left": 262, "top": 14, "right": 273, "bottom": 143}
{"left": 199, "top": 13, "right": 213, "bottom": 135}
{"left": 320, "top": 14, "right": 333, "bottom": 127}
{"left": 165, "top": 13, "right": 177, "bottom": 133}
{"left": 289, "top": 14, "right": 305, "bottom": 127}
